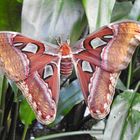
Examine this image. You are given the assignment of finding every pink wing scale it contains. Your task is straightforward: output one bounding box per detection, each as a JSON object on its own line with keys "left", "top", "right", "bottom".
{"left": 73, "top": 21, "right": 140, "bottom": 119}
{"left": 13, "top": 34, "right": 45, "bottom": 53}
{"left": 87, "top": 67, "right": 120, "bottom": 119}
{"left": 75, "top": 59, "right": 94, "bottom": 99}
{"left": 0, "top": 33, "right": 29, "bottom": 81}
{"left": 38, "top": 62, "right": 60, "bottom": 103}
{"left": 0, "top": 32, "right": 60, "bottom": 124}
{"left": 83, "top": 25, "right": 113, "bottom": 51}
{"left": 13, "top": 34, "right": 59, "bottom": 74}
{"left": 17, "top": 70, "right": 58, "bottom": 124}
{"left": 101, "top": 22, "right": 140, "bottom": 72}
{"left": 73, "top": 26, "right": 114, "bottom": 68}
{"left": 14, "top": 35, "right": 61, "bottom": 124}
{"left": 73, "top": 58, "right": 120, "bottom": 119}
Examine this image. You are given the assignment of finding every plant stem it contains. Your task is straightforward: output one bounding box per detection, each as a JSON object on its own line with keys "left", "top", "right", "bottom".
{"left": 134, "top": 81, "right": 140, "bottom": 92}
{"left": 0, "top": 76, "right": 7, "bottom": 126}
{"left": 22, "top": 124, "right": 29, "bottom": 140}
{"left": 127, "top": 61, "right": 132, "bottom": 89}
{"left": 34, "top": 130, "right": 103, "bottom": 140}
{"left": 7, "top": 102, "right": 19, "bottom": 140}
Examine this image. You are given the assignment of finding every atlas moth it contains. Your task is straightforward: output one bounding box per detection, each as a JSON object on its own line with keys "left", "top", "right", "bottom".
{"left": 0, "top": 20, "right": 140, "bottom": 124}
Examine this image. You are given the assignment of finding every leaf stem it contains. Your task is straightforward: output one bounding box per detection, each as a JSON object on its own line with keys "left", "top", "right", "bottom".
{"left": 134, "top": 81, "right": 140, "bottom": 92}
{"left": 127, "top": 61, "right": 132, "bottom": 89}
{"left": 8, "top": 102, "right": 19, "bottom": 140}
{"left": 22, "top": 124, "right": 29, "bottom": 140}
{"left": 34, "top": 130, "right": 102, "bottom": 140}
{"left": 0, "top": 76, "right": 7, "bottom": 126}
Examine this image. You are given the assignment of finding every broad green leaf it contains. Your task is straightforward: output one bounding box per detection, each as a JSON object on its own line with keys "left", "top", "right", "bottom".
{"left": 8, "top": 80, "right": 18, "bottom": 96}
{"left": 133, "top": 66, "right": 140, "bottom": 83}
{"left": 82, "top": 0, "right": 115, "bottom": 32}
{"left": 128, "top": 0, "right": 140, "bottom": 20}
{"left": 103, "top": 90, "right": 140, "bottom": 140}
{"left": 17, "top": 0, "right": 23, "bottom": 3}
{"left": 0, "top": 0, "right": 21, "bottom": 31}
{"left": 19, "top": 99, "right": 35, "bottom": 125}
{"left": 70, "top": 14, "right": 87, "bottom": 43}
{"left": 51, "top": 80, "right": 84, "bottom": 125}
{"left": 111, "top": 1, "right": 133, "bottom": 22}
{"left": 34, "top": 130, "right": 102, "bottom": 140}
{"left": 112, "top": 0, "right": 140, "bottom": 22}
{"left": 116, "top": 79, "right": 127, "bottom": 91}
{"left": 22, "top": 0, "right": 85, "bottom": 43}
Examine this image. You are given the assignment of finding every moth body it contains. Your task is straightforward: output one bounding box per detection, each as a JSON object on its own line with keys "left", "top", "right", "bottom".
{"left": 59, "top": 43, "right": 73, "bottom": 77}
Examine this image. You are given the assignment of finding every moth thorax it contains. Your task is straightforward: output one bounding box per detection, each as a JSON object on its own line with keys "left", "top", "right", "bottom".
{"left": 60, "top": 58, "right": 73, "bottom": 77}
{"left": 59, "top": 42, "right": 71, "bottom": 56}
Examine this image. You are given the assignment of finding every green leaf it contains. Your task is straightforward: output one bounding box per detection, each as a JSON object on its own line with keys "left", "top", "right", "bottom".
{"left": 82, "top": 0, "right": 115, "bottom": 32}
{"left": 111, "top": 0, "right": 140, "bottom": 22}
{"left": 133, "top": 66, "right": 140, "bottom": 85}
{"left": 51, "top": 80, "right": 84, "bottom": 125}
{"left": 70, "top": 14, "right": 87, "bottom": 43}
{"left": 128, "top": 0, "right": 140, "bottom": 20}
{"left": 8, "top": 81, "right": 18, "bottom": 96}
{"left": 103, "top": 90, "right": 140, "bottom": 140}
{"left": 0, "top": 75, "right": 8, "bottom": 106}
{"left": 0, "top": 0, "right": 22, "bottom": 31}
{"left": 0, "top": 75, "right": 8, "bottom": 126}
{"left": 111, "top": 1, "right": 133, "bottom": 22}
{"left": 22, "top": 0, "right": 85, "bottom": 43}
{"left": 34, "top": 130, "right": 102, "bottom": 140}
{"left": 19, "top": 99, "right": 35, "bottom": 125}
{"left": 116, "top": 79, "right": 127, "bottom": 91}
{"left": 17, "top": 0, "right": 23, "bottom": 3}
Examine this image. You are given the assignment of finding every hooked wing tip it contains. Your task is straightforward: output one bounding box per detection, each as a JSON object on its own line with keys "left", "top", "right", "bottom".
{"left": 36, "top": 110, "right": 57, "bottom": 125}
{"left": 88, "top": 103, "right": 110, "bottom": 120}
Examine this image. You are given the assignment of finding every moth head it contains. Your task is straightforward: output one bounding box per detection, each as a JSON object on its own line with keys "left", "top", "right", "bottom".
{"left": 59, "top": 42, "right": 71, "bottom": 56}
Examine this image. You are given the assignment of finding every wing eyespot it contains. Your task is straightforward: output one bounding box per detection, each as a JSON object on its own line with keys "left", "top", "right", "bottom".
{"left": 90, "top": 37, "right": 107, "bottom": 49}
{"left": 21, "top": 43, "right": 38, "bottom": 53}
{"left": 81, "top": 61, "right": 94, "bottom": 73}
{"left": 42, "top": 64, "right": 54, "bottom": 80}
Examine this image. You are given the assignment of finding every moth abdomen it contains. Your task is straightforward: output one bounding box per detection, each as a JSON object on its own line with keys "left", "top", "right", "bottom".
{"left": 60, "top": 58, "right": 73, "bottom": 77}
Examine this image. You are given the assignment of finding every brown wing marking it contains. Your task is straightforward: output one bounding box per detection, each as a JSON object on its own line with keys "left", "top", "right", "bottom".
{"left": 74, "top": 58, "right": 120, "bottom": 119}
{"left": 0, "top": 33, "right": 29, "bottom": 81}
{"left": 16, "top": 62, "right": 60, "bottom": 124}
{"left": 101, "top": 22, "right": 140, "bottom": 72}
{"left": 87, "top": 67, "right": 120, "bottom": 119}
